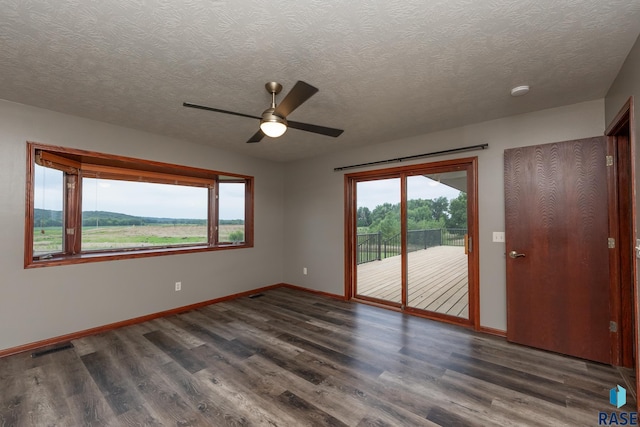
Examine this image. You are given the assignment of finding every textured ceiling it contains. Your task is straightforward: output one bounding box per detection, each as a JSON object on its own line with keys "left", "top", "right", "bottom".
{"left": 1, "top": 1, "right": 639, "bottom": 162}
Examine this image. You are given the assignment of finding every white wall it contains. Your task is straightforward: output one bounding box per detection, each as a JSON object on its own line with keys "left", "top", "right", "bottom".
{"left": 0, "top": 100, "right": 285, "bottom": 352}
{"left": 283, "top": 100, "right": 605, "bottom": 331}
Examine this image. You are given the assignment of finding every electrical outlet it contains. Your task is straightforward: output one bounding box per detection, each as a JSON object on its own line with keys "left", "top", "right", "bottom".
{"left": 175, "top": 281, "right": 182, "bottom": 291}
{"left": 492, "top": 232, "right": 505, "bottom": 243}
{"left": 303, "top": 267, "right": 308, "bottom": 275}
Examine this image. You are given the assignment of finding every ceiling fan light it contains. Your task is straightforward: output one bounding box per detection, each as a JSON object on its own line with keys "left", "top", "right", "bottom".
{"left": 260, "top": 107, "right": 287, "bottom": 138}
{"left": 260, "top": 118, "right": 287, "bottom": 138}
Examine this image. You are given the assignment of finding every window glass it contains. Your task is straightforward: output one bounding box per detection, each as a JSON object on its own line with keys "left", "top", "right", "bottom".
{"left": 33, "top": 164, "right": 64, "bottom": 257}
{"left": 81, "top": 178, "right": 208, "bottom": 251}
{"left": 218, "top": 180, "right": 245, "bottom": 243}
{"left": 26, "top": 143, "right": 254, "bottom": 267}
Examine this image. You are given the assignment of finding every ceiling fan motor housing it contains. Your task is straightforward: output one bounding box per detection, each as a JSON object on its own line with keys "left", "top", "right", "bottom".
{"left": 261, "top": 108, "right": 287, "bottom": 125}
{"left": 260, "top": 107, "right": 288, "bottom": 137}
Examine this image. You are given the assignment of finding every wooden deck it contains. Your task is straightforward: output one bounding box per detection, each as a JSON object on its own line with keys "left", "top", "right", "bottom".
{"left": 356, "top": 245, "right": 468, "bottom": 318}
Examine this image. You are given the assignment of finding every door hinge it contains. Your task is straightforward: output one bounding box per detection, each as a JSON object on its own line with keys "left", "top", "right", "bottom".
{"left": 66, "top": 228, "right": 75, "bottom": 235}
{"left": 608, "top": 237, "right": 615, "bottom": 249}
{"left": 606, "top": 155, "right": 614, "bottom": 166}
{"left": 67, "top": 182, "right": 76, "bottom": 190}
{"left": 610, "top": 321, "right": 618, "bottom": 333}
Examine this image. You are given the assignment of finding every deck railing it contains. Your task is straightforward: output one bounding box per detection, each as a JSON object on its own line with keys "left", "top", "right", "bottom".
{"left": 442, "top": 228, "right": 467, "bottom": 247}
{"left": 356, "top": 228, "right": 467, "bottom": 265}
{"left": 356, "top": 232, "right": 382, "bottom": 265}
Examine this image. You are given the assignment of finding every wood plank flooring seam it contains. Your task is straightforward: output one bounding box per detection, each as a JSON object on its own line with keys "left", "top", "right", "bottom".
{"left": 0, "top": 288, "right": 634, "bottom": 426}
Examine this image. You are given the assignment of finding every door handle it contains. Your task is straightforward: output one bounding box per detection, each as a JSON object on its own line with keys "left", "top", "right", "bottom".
{"left": 509, "top": 250, "right": 526, "bottom": 259}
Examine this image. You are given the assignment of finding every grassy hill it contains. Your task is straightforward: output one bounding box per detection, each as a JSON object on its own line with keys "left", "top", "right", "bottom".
{"left": 34, "top": 209, "right": 242, "bottom": 227}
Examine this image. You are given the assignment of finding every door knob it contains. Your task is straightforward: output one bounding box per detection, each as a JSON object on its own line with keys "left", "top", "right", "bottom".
{"left": 509, "top": 250, "right": 526, "bottom": 259}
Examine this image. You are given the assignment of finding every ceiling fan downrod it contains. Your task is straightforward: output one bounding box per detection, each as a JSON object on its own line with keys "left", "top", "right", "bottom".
{"left": 265, "top": 82, "right": 282, "bottom": 108}
{"left": 261, "top": 82, "right": 287, "bottom": 137}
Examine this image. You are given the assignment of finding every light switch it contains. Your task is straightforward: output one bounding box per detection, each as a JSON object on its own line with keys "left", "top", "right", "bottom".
{"left": 493, "top": 232, "right": 505, "bottom": 243}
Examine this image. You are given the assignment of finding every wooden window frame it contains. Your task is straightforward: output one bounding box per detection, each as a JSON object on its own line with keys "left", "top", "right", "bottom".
{"left": 25, "top": 142, "right": 254, "bottom": 268}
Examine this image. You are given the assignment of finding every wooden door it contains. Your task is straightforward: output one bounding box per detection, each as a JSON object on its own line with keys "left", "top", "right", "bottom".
{"left": 504, "top": 136, "right": 612, "bottom": 364}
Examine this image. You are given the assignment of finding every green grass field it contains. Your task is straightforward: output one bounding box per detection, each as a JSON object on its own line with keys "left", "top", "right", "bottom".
{"left": 33, "top": 224, "right": 244, "bottom": 255}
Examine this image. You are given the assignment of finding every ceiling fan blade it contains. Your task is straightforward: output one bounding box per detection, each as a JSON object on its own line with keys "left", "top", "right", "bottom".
{"left": 287, "top": 120, "right": 344, "bottom": 138}
{"left": 246, "top": 129, "right": 265, "bottom": 143}
{"left": 273, "top": 81, "right": 318, "bottom": 118}
{"left": 183, "top": 102, "right": 261, "bottom": 120}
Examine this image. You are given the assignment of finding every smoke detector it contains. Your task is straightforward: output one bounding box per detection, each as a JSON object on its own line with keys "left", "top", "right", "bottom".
{"left": 510, "top": 85, "right": 530, "bottom": 97}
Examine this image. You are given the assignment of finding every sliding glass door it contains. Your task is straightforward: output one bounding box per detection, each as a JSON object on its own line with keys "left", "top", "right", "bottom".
{"left": 348, "top": 159, "right": 477, "bottom": 327}
{"left": 406, "top": 171, "right": 469, "bottom": 319}
{"left": 355, "top": 177, "right": 402, "bottom": 305}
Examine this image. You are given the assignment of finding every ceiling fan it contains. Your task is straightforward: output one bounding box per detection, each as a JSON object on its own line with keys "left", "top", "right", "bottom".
{"left": 183, "top": 81, "right": 344, "bottom": 143}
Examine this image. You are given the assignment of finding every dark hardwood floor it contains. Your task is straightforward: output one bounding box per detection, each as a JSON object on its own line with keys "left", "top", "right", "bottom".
{"left": 0, "top": 287, "right": 635, "bottom": 426}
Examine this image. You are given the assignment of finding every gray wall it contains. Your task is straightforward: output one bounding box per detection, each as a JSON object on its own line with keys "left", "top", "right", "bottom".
{"left": 605, "top": 34, "right": 640, "bottom": 360}
{"left": 605, "top": 34, "right": 639, "bottom": 128}
{"left": 283, "top": 100, "right": 605, "bottom": 331}
{"left": 605, "top": 34, "right": 639, "bottom": 238}
{"left": 0, "top": 100, "right": 285, "bottom": 352}
{"left": 1, "top": 83, "right": 621, "bottom": 350}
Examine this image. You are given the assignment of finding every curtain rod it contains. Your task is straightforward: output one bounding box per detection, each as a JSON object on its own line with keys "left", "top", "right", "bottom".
{"left": 333, "top": 143, "right": 489, "bottom": 172}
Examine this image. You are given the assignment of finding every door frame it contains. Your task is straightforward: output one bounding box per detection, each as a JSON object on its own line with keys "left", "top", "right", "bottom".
{"left": 605, "top": 97, "right": 638, "bottom": 401}
{"left": 344, "top": 157, "right": 480, "bottom": 329}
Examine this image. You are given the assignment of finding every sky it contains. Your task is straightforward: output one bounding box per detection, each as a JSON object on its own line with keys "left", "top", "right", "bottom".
{"left": 357, "top": 175, "right": 461, "bottom": 210}
{"left": 35, "top": 166, "right": 462, "bottom": 219}
{"left": 34, "top": 164, "right": 246, "bottom": 220}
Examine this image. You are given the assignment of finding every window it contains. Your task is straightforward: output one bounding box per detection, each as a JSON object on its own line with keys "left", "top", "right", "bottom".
{"left": 81, "top": 179, "right": 209, "bottom": 251}
{"left": 33, "top": 164, "right": 64, "bottom": 257}
{"left": 25, "top": 142, "right": 254, "bottom": 268}
{"left": 218, "top": 179, "right": 246, "bottom": 243}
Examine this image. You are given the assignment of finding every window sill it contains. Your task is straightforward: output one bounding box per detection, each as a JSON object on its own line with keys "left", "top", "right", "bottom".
{"left": 25, "top": 243, "right": 253, "bottom": 269}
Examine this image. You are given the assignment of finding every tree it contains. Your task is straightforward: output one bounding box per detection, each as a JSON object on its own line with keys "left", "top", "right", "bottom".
{"left": 377, "top": 215, "right": 400, "bottom": 240}
{"left": 364, "top": 195, "right": 462, "bottom": 236}
{"left": 228, "top": 230, "right": 244, "bottom": 242}
{"left": 357, "top": 206, "right": 372, "bottom": 227}
{"left": 370, "top": 202, "right": 397, "bottom": 225}
{"left": 406, "top": 199, "right": 430, "bottom": 223}
{"left": 446, "top": 192, "right": 467, "bottom": 229}
{"left": 431, "top": 196, "right": 449, "bottom": 221}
